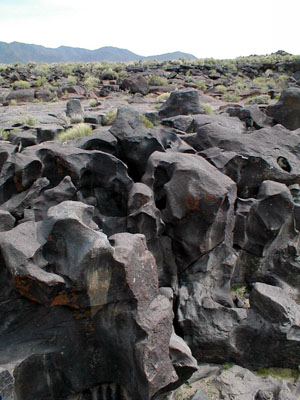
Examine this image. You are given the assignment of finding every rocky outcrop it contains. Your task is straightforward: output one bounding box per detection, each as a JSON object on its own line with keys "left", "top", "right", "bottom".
{"left": 267, "top": 87, "right": 300, "bottom": 130}
{"left": 158, "top": 89, "right": 204, "bottom": 118}
{"left": 120, "top": 74, "right": 150, "bottom": 95}
{"left": 0, "top": 203, "right": 183, "bottom": 400}
{"left": 1, "top": 88, "right": 300, "bottom": 400}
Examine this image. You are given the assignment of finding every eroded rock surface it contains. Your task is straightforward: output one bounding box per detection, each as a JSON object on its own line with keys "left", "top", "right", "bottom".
{"left": 1, "top": 87, "right": 300, "bottom": 400}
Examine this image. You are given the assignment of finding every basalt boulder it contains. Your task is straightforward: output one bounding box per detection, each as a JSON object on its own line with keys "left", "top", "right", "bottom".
{"left": 65, "top": 98, "right": 84, "bottom": 119}
{"left": 234, "top": 283, "right": 300, "bottom": 368}
{"left": 176, "top": 243, "right": 245, "bottom": 363}
{"left": 0, "top": 209, "right": 15, "bottom": 232}
{"left": 243, "top": 180, "right": 294, "bottom": 256}
{"left": 70, "top": 127, "right": 118, "bottom": 155}
{"left": 6, "top": 89, "right": 35, "bottom": 103}
{"left": 126, "top": 182, "right": 177, "bottom": 287}
{"left": 185, "top": 121, "right": 300, "bottom": 198}
{"left": 120, "top": 74, "right": 150, "bottom": 95}
{"left": 158, "top": 89, "right": 204, "bottom": 118}
{"left": 142, "top": 151, "right": 236, "bottom": 270}
{"left": 109, "top": 106, "right": 194, "bottom": 181}
{"left": 0, "top": 202, "right": 187, "bottom": 400}
{"left": 24, "top": 142, "right": 133, "bottom": 227}
{"left": 0, "top": 176, "right": 49, "bottom": 220}
{"left": 32, "top": 175, "right": 77, "bottom": 221}
{"left": 267, "top": 87, "right": 300, "bottom": 130}
{"left": 0, "top": 148, "right": 43, "bottom": 204}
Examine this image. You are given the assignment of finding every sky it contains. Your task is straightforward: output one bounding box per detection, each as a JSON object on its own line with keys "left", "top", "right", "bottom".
{"left": 0, "top": 0, "right": 299, "bottom": 59}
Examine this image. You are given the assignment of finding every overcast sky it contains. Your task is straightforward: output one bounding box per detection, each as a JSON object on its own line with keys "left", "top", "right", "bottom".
{"left": 0, "top": 0, "right": 299, "bottom": 59}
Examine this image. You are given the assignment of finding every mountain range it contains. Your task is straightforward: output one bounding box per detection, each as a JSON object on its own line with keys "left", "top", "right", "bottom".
{"left": 0, "top": 41, "right": 197, "bottom": 63}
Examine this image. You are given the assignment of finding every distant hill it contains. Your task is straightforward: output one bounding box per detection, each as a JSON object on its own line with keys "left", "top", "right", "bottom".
{"left": 0, "top": 42, "right": 197, "bottom": 63}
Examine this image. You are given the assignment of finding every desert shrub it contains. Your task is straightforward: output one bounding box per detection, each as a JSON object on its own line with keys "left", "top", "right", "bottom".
{"left": 140, "top": 114, "right": 154, "bottom": 129}
{"left": 52, "top": 81, "right": 62, "bottom": 87}
{"left": 84, "top": 76, "right": 99, "bottom": 90}
{"left": 70, "top": 113, "right": 84, "bottom": 124}
{"left": 58, "top": 123, "right": 93, "bottom": 143}
{"left": 156, "top": 92, "right": 171, "bottom": 102}
{"left": 222, "top": 363, "right": 234, "bottom": 370}
{"left": 61, "top": 63, "right": 75, "bottom": 77}
{"left": 34, "top": 76, "right": 48, "bottom": 87}
{"left": 148, "top": 75, "right": 168, "bottom": 86}
{"left": 195, "top": 81, "right": 207, "bottom": 90}
{"left": 12, "top": 80, "right": 30, "bottom": 89}
{"left": 9, "top": 99, "right": 17, "bottom": 105}
{"left": 18, "top": 115, "right": 38, "bottom": 126}
{"left": 245, "top": 95, "right": 270, "bottom": 105}
{"left": 101, "top": 68, "right": 118, "bottom": 80}
{"left": 231, "top": 284, "right": 247, "bottom": 299}
{"left": 215, "top": 84, "right": 227, "bottom": 93}
{"left": 222, "top": 92, "right": 241, "bottom": 102}
{"left": 252, "top": 77, "right": 276, "bottom": 91}
{"left": 118, "top": 70, "right": 129, "bottom": 79}
{"left": 102, "top": 110, "right": 117, "bottom": 126}
{"left": 32, "top": 63, "right": 51, "bottom": 76}
{"left": 277, "top": 74, "right": 289, "bottom": 89}
{"left": 0, "top": 76, "right": 4, "bottom": 85}
{"left": 67, "top": 75, "right": 77, "bottom": 85}
{"left": 200, "top": 103, "right": 213, "bottom": 115}
{"left": 256, "top": 367, "right": 299, "bottom": 381}
{"left": 89, "top": 99, "right": 98, "bottom": 107}
{"left": 0, "top": 128, "right": 9, "bottom": 140}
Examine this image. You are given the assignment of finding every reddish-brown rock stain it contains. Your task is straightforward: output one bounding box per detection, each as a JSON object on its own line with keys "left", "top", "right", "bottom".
{"left": 185, "top": 194, "right": 219, "bottom": 215}
{"left": 13, "top": 275, "right": 47, "bottom": 304}
{"left": 13, "top": 173, "right": 24, "bottom": 192}
{"left": 50, "top": 292, "right": 80, "bottom": 308}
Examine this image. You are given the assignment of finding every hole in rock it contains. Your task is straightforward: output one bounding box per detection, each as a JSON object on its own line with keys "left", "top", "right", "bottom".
{"left": 172, "top": 294, "right": 185, "bottom": 340}
{"left": 153, "top": 166, "right": 173, "bottom": 211}
{"left": 277, "top": 156, "right": 291, "bottom": 172}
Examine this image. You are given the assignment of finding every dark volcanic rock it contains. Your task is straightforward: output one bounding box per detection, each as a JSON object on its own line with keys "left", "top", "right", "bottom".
{"left": 244, "top": 180, "right": 294, "bottom": 256}
{"left": 126, "top": 182, "right": 178, "bottom": 287}
{"left": 36, "top": 124, "right": 64, "bottom": 143}
{"left": 158, "top": 89, "right": 204, "bottom": 118}
{"left": 110, "top": 106, "right": 164, "bottom": 180}
{"left": 6, "top": 89, "right": 35, "bottom": 103}
{"left": 8, "top": 129, "right": 37, "bottom": 148}
{"left": 0, "top": 203, "right": 182, "bottom": 400}
{"left": 109, "top": 106, "right": 194, "bottom": 181}
{"left": 226, "top": 105, "right": 273, "bottom": 130}
{"left": 29, "top": 142, "right": 133, "bottom": 233}
{"left": 0, "top": 150, "right": 43, "bottom": 205}
{"left": 34, "top": 88, "right": 53, "bottom": 102}
{"left": 185, "top": 121, "right": 300, "bottom": 198}
{"left": 267, "top": 87, "right": 300, "bottom": 130}
{"left": 65, "top": 98, "right": 84, "bottom": 118}
{"left": 70, "top": 127, "right": 118, "bottom": 155}
{"left": 214, "top": 365, "right": 290, "bottom": 400}
{"left": 250, "top": 282, "right": 300, "bottom": 324}
{"left": 161, "top": 115, "right": 194, "bottom": 133}
{"left": 3, "top": 83, "right": 300, "bottom": 399}
{"left": 0, "top": 209, "right": 15, "bottom": 231}
{"left": 0, "top": 176, "right": 49, "bottom": 220}
{"left": 0, "top": 367, "right": 14, "bottom": 400}
{"left": 177, "top": 243, "right": 244, "bottom": 363}
{"left": 120, "top": 74, "right": 150, "bottom": 95}
{"left": 32, "top": 176, "right": 77, "bottom": 221}
{"left": 142, "top": 151, "right": 236, "bottom": 269}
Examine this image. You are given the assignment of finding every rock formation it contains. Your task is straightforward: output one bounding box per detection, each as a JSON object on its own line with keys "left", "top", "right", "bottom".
{"left": 1, "top": 85, "right": 300, "bottom": 400}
